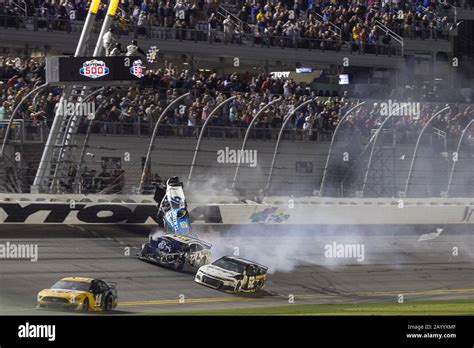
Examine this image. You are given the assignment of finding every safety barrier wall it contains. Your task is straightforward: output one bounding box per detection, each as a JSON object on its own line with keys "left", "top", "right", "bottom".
{"left": 0, "top": 194, "right": 473, "bottom": 225}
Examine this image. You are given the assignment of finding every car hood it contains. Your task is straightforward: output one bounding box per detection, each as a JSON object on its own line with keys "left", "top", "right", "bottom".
{"left": 39, "top": 289, "right": 88, "bottom": 299}
{"left": 199, "top": 264, "right": 240, "bottom": 279}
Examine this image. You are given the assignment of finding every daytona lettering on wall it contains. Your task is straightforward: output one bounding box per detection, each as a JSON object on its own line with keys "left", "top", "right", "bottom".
{"left": 0, "top": 204, "right": 223, "bottom": 224}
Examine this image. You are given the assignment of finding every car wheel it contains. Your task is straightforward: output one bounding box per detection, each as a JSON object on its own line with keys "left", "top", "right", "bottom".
{"left": 82, "top": 298, "right": 89, "bottom": 313}
{"left": 174, "top": 261, "right": 184, "bottom": 271}
{"left": 104, "top": 295, "right": 114, "bottom": 312}
{"left": 234, "top": 281, "right": 242, "bottom": 293}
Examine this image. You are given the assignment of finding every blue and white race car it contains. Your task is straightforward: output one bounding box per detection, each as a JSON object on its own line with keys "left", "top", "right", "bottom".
{"left": 139, "top": 233, "right": 212, "bottom": 272}
{"left": 154, "top": 176, "right": 191, "bottom": 234}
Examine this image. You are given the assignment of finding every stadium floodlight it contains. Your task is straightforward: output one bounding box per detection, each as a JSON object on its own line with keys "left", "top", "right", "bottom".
{"left": 75, "top": 0, "right": 100, "bottom": 57}
{"left": 93, "top": 0, "right": 120, "bottom": 57}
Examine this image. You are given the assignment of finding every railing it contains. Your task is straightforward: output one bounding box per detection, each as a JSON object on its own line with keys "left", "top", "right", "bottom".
{"left": 3, "top": 117, "right": 468, "bottom": 147}
{"left": 438, "top": 0, "right": 458, "bottom": 23}
{"left": 375, "top": 20, "right": 405, "bottom": 55}
{"left": 433, "top": 127, "right": 447, "bottom": 152}
{"left": 146, "top": 26, "right": 402, "bottom": 55}
{"left": 76, "top": 121, "right": 335, "bottom": 142}
{"left": 10, "top": 0, "right": 27, "bottom": 18}
{"left": 0, "top": 120, "right": 46, "bottom": 144}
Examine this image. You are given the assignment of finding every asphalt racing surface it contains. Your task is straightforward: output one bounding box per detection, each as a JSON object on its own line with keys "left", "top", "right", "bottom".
{"left": 0, "top": 224, "right": 473, "bottom": 315}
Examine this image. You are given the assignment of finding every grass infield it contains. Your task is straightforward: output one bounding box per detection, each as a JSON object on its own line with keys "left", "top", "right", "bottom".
{"left": 144, "top": 299, "right": 474, "bottom": 316}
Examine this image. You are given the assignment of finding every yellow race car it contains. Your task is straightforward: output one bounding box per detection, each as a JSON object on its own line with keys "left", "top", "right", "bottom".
{"left": 37, "top": 277, "right": 118, "bottom": 312}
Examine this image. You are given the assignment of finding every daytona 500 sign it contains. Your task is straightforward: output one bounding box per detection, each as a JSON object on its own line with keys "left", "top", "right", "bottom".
{"left": 0, "top": 203, "right": 222, "bottom": 224}
{"left": 0, "top": 201, "right": 471, "bottom": 225}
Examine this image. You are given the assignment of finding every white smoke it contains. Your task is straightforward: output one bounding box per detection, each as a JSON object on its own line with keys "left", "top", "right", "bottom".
{"left": 198, "top": 225, "right": 376, "bottom": 274}
{"left": 186, "top": 175, "right": 236, "bottom": 204}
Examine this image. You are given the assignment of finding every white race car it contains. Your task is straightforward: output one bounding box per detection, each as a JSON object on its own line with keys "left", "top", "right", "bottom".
{"left": 195, "top": 256, "right": 268, "bottom": 293}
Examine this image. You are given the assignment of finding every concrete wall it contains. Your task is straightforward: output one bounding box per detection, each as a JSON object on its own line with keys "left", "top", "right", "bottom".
{"left": 0, "top": 195, "right": 473, "bottom": 225}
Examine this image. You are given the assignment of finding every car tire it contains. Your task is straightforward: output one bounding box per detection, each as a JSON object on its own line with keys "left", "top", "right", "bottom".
{"left": 174, "top": 261, "right": 184, "bottom": 272}
{"left": 104, "top": 295, "right": 114, "bottom": 311}
{"left": 82, "top": 298, "right": 89, "bottom": 313}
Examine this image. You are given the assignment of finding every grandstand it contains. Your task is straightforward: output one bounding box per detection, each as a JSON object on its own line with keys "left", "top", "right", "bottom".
{"left": 0, "top": 0, "right": 473, "bottom": 198}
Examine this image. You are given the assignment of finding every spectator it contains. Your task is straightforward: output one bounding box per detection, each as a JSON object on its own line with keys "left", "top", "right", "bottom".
{"left": 207, "top": 13, "right": 218, "bottom": 43}
{"left": 102, "top": 28, "right": 118, "bottom": 56}
{"left": 125, "top": 40, "right": 146, "bottom": 56}
{"left": 223, "top": 15, "right": 233, "bottom": 43}
{"left": 110, "top": 42, "right": 124, "bottom": 56}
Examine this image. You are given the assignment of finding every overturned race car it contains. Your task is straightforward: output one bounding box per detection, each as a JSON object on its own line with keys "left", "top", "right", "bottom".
{"left": 139, "top": 233, "right": 212, "bottom": 272}
{"left": 154, "top": 176, "right": 191, "bottom": 234}
{"left": 195, "top": 256, "right": 268, "bottom": 293}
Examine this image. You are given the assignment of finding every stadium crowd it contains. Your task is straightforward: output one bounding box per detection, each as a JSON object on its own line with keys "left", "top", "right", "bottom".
{"left": 1, "top": 57, "right": 473, "bottom": 145}
{"left": 1, "top": 0, "right": 471, "bottom": 54}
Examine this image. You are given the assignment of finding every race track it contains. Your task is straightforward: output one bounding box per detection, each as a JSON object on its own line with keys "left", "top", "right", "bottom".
{"left": 0, "top": 224, "right": 473, "bottom": 315}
